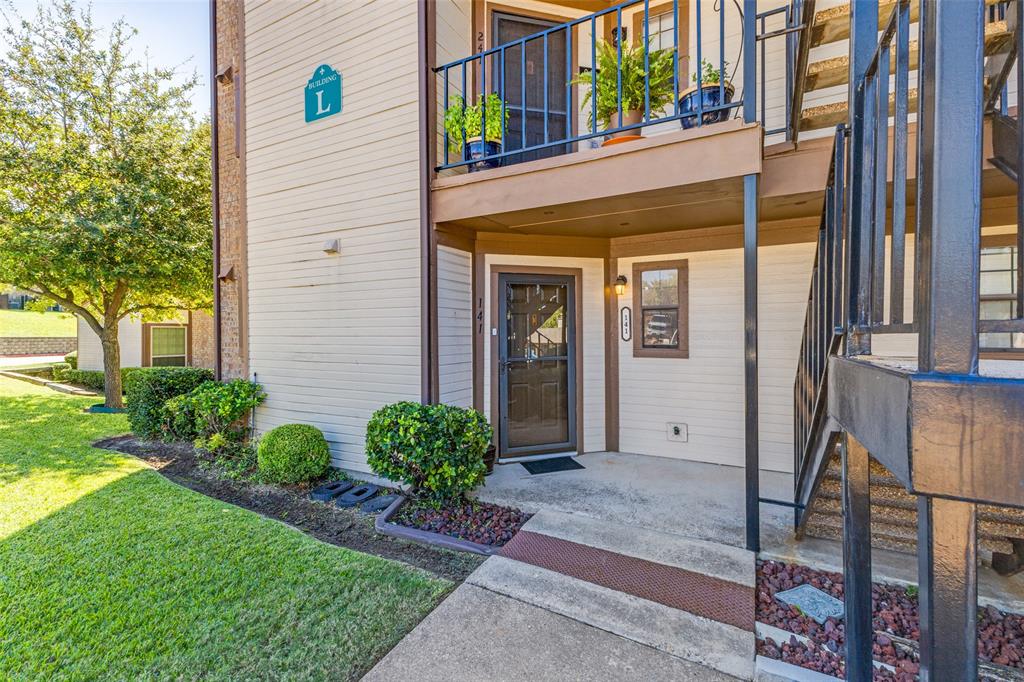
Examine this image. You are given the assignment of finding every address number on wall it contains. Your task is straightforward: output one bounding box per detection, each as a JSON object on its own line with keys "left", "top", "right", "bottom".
{"left": 620, "top": 307, "right": 632, "bottom": 342}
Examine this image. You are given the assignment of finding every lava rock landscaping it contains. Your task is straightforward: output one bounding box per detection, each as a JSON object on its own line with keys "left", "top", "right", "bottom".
{"left": 756, "top": 559, "right": 1024, "bottom": 681}
{"left": 392, "top": 498, "right": 530, "bottom": 548}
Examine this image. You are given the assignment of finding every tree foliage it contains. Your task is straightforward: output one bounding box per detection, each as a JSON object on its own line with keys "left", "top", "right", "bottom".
{"left": 0, "top": 1, "right": 212, "bottom": 406}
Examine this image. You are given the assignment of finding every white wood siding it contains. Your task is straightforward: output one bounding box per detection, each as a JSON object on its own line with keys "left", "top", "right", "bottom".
{"left": 483, "top": 254, "right": 606, "bottom": 453}
{"left": 77, "top": 317, "right": 143, "bottom": 371}
{"left": 618, "top": 243, "right": 815, "bottom": 472}
{"left": 244, "top": 0, "right": 422, "bottom": 472}
{"left": 438, "top": 245, "right": 474, "bottom": 407}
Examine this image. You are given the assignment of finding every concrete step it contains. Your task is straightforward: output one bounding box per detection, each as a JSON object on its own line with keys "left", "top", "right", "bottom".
{"left": 470, "top": 510, "right": 756, "bottom": 679}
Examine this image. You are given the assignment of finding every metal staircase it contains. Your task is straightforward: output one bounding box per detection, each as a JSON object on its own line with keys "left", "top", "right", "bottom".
{"left": 790, "top": 0, "right": 1014, "bottom": 142}
{"left": 788, "top": 0, "right": 1024, "bottom": 678}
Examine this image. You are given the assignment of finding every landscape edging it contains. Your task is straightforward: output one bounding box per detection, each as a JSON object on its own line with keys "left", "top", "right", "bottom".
{"left": 375, "top": 495, "right": 500, "bottom": 557}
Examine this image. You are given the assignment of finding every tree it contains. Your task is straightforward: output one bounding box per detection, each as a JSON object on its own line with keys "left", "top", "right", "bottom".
{"left": 0, "top": 1, "right": 212, "bottom": 407}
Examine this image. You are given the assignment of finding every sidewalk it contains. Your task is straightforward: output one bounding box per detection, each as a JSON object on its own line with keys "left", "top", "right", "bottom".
{"left": 363, "top": 582, "right": 737, "bottom": 682}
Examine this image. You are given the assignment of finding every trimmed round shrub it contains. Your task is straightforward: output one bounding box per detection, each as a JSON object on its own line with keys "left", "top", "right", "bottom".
{"left": 365, "top": 401, "right": 492, "bottom": 503}
{"left": 64, "top": 350, "right": 77, "bottom": 370}
{"left": 125, "top": 367, "right": 214, "bottom": 439}
{"left": 257, "top": 423, "right": 330, "bottom": 484}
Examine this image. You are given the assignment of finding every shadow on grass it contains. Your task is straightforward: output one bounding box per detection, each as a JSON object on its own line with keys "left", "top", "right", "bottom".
{"left": 0, "top": 468, "right": 450, "bottom": 681}
{"left": 0, "top": 393, "right": 128, "bottom": 485}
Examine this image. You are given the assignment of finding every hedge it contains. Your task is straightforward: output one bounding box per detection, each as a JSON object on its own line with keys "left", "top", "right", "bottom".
{"left": 51, "top": 366, "right": 149, "bottom": 394}
{"left": 125, "top": 368, "right": 215, "bottom": 439}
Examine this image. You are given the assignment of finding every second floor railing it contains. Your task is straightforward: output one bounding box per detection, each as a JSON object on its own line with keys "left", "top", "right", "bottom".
{"left": 434, "top": 0, "right": 797, "bottom": 173}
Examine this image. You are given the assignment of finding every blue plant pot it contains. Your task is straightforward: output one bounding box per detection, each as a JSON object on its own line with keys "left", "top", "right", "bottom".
{"left": 465, "top": 139, "right": 502, "bottom": 172}
{"left": 679, "top": 83, "right": 735, "bottom": 129}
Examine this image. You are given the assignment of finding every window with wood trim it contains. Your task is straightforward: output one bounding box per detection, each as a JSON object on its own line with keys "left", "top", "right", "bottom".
{"left": 148, "top": 325, "right": 188, "bottom": 367}
{"left": 980, "top": 245, "right": 1024, "bottom": 353}
{"left": 632, "top": 259, "right": 688, "bottom": 358}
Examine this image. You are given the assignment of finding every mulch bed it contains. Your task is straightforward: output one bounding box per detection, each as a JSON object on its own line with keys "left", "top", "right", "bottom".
{"left": 392, "top": 498, "right": 530, "bottom": 548}
{"left": 756, "top": 559, "right": 1024, "bottom": 681}
{"left": 95, "top": 434, "right": 485, "bottom": 582}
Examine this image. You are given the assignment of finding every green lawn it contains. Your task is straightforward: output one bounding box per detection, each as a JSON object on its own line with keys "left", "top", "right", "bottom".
{"left": 0, "top": 376, "right": 450, "bottom": 680}
{"left": 0, "top": 308, "right": 77, "bottom": 337}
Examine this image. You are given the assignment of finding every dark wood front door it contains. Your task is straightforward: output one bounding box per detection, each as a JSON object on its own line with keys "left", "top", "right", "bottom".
{"left": 492, "top": 12, "right": 570, "bottom": 164}
{"left": 498, "top": 274, "right": 577, "bottom": 458}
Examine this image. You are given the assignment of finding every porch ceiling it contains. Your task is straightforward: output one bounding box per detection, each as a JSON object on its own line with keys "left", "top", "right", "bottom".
{"left": 431, "top": 120, "right": 765, "bottom": 238}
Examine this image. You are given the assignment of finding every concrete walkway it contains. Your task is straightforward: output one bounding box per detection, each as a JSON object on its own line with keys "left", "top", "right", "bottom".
{"left": 363, "top": 583, "right": 738, "bottom": 681}
{"left": 0, "top": 354, "right": 65, "bottom": 368}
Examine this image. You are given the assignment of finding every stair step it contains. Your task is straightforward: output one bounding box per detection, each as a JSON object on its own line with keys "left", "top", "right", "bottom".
{"left": 805, "top": 511, "right": 1017, "bottom": 555}
{"left": 804, "top": 21, "right": 1012, "bottom": 93}
{"left": 812, "top": 496, "right": 1024, "bottom": 541}
{"left": 808, "top": 0, "right": 1003, "bottom": 49}
{"left": 470, "top": 510, "right": 757, "bottom": 679}
{"left": 801, "top": 88, "right": 919, "bottom": 132}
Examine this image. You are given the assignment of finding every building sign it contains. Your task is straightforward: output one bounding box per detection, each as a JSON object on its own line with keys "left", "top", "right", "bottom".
{"left": 620, "top": 307, "right": 632, "bottom": 341}
{"left": 305, "top": 64, "right": 342, "bottom": 123}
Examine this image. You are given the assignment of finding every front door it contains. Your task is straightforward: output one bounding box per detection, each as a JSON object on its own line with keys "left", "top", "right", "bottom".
{"left": 492, "top": 12, "right": 570, "bottom": 164}
{"left": 497, "top": 274, "right": 577, "bottom": 458}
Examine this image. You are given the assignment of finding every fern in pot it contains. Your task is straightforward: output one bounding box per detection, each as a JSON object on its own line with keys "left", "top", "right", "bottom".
{"left": 444, "top": 93, "right": 509, "bottom": 172}
{"left": 679, "top": 59, "right": 734, "bottom": 129}
{"left": 572, "top": 39, "right": 676, "bottom": 146}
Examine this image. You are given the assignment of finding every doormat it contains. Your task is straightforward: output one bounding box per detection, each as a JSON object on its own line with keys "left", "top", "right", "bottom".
{"left": 521, "top": 457, "right": 585, "bottom": 475}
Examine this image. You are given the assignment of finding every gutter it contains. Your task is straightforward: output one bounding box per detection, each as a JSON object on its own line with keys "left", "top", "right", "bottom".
{"left": 418, "top": 0, "right": 437, "bottom": 403}
{"left": 209, "top": 0, "right": 222, "bottom": 381}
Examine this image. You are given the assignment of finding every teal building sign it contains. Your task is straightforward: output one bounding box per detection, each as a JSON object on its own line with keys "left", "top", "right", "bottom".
{"left": 305, "top": 64, "right": 342, "bottom": 123}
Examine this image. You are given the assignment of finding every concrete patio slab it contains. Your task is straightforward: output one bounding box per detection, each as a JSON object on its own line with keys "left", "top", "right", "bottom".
{"left": 363, "top": 582, "right": 738, "bottom": 682}
{"left": 477, "top": 451, "right": 1024, "bottom": 607}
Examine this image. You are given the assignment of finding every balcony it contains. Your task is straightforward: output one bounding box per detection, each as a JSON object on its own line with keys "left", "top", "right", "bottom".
{"left": 430, "top": 0, "right": 801, "bottom": 235}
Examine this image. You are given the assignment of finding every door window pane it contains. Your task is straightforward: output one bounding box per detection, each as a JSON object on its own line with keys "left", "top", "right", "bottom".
{"left": 641, "top": 269, "right": 679, "bottom": 306}
{"left": 506, "top": 283, "right": 568, "bottom": 358}
{"left": 151, "top": 327, "right": 186, "bottom": 367}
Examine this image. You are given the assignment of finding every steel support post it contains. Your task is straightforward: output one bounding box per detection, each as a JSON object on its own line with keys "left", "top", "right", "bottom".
{"left": 917, "top": 496, "right": 978, "bottom": 682}
{"left": 841, "top": 432, "right": 872, "bottom": 681}
{"left": 742, "top": 0, "right": 760, "bottom": 554}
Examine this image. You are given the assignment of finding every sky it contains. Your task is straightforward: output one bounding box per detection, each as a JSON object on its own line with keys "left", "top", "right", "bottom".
{"left": 2, "top": 0, "right": 211, "bottom": 118}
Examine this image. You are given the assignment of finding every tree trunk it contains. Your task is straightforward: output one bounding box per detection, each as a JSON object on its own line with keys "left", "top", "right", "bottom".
{"left": 100, "top": 326, "right": 123, "bottom": 409}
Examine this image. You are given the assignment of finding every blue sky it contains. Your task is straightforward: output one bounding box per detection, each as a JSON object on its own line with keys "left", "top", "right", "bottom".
{"left": 3, "top": 1, "right": 211, "bottom": 118}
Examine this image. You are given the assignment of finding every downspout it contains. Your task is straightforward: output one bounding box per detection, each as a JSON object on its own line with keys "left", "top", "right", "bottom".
{"left": 209, "top": 0, "right": 222, "bottom": 381}
{"left": 418, "top": 0, "right": 437, "bottom": 403}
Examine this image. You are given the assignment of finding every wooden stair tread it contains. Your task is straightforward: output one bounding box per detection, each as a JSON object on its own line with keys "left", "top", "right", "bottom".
{"left": 800, "top": 88, "right": 919, "bottom": 131}
{"left": 809, "top": 0, "right": 1002, "bottom": 49}
{"left": 805, "top": 514, "right": 1016, "bottom": 555}
{"left": 806, "top": 20, "right": 1015, "bottom": 91}
{"left": 804, "top": 21, "right": 1012, "bottom": 93}
{"left": 812, "top": 497, "right": 1024, "bottom": 541}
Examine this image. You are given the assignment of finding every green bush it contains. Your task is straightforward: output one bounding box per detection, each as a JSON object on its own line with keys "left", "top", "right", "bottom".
{"left": 125, "top": 367, "right": 215, "bottom": 439}
{"left": 56, "top": 366, "right": 148, "bottom": 393}
{"left": 365, "top": 401, "right": 492, "bottom": 503}
{"left": 163, "top": 379, "right": 266, "bottom": 445}
{"left": 64, "top": 350, "right": 77, "bottom": 369}
{"left": 256, "top": 424, "right": 330, "bottom": 484}
{"left": 51, "top": 362, "right": 71, "bottom": 382}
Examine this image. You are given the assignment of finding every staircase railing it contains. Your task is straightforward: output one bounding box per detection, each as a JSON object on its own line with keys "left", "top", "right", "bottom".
{"left": 787, "top": 0, "right": 815, "bottom": 144}
{"left": 792, "top": 123, "right": 845, "bottom": 510}
{"left": 794, "top": 1, "right": 1023, "bottom": 678}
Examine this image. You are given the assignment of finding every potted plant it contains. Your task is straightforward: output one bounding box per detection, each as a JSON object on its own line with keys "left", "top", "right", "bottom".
{"left": 679, "top": 59, "right": 734, "bottom": 129}
{"left": 444, "top": 93, "right": 509, "bottom": 172}
{"left": 484, "top": 443, "right": 496, "bottom": 475}
{"left": 572, "top": 40, "right": 676, "bottom": 146}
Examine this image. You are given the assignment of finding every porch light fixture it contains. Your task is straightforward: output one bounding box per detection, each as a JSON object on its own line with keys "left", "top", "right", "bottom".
{"left": 614, "top": 275, "right": 628, "bottom": 296}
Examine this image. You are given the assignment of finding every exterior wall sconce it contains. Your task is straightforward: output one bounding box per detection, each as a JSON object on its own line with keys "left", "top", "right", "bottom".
{"left": 614, "top": 275, "right": 628, "bottom": 296}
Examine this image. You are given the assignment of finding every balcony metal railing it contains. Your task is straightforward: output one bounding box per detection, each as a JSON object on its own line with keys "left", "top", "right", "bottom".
{"left": 433, "top": 0, "right": 797, "bottom": 173}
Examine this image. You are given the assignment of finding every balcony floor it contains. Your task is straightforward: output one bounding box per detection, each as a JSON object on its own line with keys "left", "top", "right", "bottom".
{"left": 475, "top": 450, "right": 1024, "bottom": 610}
